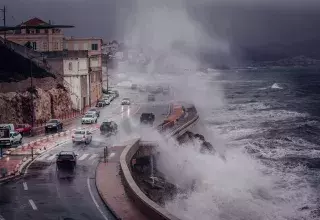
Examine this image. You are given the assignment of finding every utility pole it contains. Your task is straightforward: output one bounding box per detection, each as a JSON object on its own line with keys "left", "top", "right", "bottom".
{"left": 1, "top": 6, "right": 6, "bottom": 40}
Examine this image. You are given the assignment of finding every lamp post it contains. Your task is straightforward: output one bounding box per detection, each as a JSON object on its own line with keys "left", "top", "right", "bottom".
{"left": 0, "top": 6, "right": 6, "bottom": 40}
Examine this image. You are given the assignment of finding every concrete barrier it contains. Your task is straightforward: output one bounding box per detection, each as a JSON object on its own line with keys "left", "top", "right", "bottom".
{"left": 120, "top": 139, "right": 181, "bottom": 220}
{"left": 119, "top": 114, "right": 199, "bottom": 220}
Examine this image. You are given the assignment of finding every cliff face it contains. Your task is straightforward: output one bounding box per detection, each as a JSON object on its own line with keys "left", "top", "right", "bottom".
{"left": 0, "top": 87, "right": 72, "bottom": 125}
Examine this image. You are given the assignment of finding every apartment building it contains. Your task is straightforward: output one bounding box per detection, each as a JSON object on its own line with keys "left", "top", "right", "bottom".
{"left": 44, "top": 50, "right": 90, "bottom": 110}
{"left": 2, "top": 17, "right": 64, "bottom": 52}
{"left": 64, "top": 37, "right": 103, "bottom": 105}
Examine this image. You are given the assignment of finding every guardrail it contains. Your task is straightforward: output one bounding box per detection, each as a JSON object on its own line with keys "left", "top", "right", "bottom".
{"left": 119, "top": 113, "right": 199, "bottom": 220}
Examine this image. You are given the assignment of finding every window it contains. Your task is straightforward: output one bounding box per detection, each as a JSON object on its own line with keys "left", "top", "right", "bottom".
{"left": 68, "top": 62, "right": 73, "bottom": 71}
{"left": 36, "top": 29, "right": 40, "bottom": 34}
{"left": 53, "top": 42, "right": 59, "bottom": 50}
{"left": 32, "top": 42, "right": 37, "bottom": 50}
{"left": 43, "top": 42, "right": 48, "bottom": 51}
{"left": 74, "top": 43, "right": 79, "bottom": 50}
{"left": 91, "top": 43, "right": 98, "bottom": 51}
{"left": 45, "top": 29, "right": 48, "bottom": 34}
{"left": 26, "top": 29, "right": 30, "bottom": 34}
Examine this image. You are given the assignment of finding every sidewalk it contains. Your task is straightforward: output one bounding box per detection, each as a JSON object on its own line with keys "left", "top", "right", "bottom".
{"left": 0, "top": 124, "right": 98, "bottom": 180}
{"left": 96, "top": 146, "right": 148, "bottom": 220}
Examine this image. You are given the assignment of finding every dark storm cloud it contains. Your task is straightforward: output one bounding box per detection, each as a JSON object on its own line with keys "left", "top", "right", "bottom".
{"left": 2, "top": 0, "right": 320, "bottom": 60}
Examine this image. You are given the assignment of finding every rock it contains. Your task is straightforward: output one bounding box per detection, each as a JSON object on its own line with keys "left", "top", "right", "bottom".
{"left": 0, "top": 86, "right": 72, "bottom": 125}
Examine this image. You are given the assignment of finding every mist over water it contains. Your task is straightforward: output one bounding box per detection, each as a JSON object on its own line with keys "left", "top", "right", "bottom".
{"left": 114, "top": 0, "right": 317, "bottom": 220}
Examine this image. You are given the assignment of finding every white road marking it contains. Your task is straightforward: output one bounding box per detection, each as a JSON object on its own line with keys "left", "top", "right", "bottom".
{"left": 87, "top": 178, "right": 109, "bottom": 220}
{"left": 78, "top": 154, "right": 89, "bottom": 160}
{"left": 0, "top": 214, "right": 5, "bottom": 220}
{"left": 46, "top": 155, "right": 56, "bottom": 161}
{"left": 88, "top": 154, "right": 98, "bottom": 160}
{"left": 23, "top": 182, "right": 28, "bottom": 190}
{"left": 28, "top": 199, "right": 38, "bottom": 210}
{"left": 108, "top": 152, "right": 115, "bottom": 158}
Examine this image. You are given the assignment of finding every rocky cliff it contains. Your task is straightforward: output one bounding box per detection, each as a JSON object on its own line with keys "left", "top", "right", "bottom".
{"left": 0, "top": 86, "right": 72, "bottom": 125}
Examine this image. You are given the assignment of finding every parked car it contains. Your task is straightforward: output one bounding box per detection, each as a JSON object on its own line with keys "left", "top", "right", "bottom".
{"left": 100, "top": 121, "right": 118, "bottom": 136}
{"left": 87, "top": 108, "right": 100, "bottom": 117}
{"left": 81, "top": 113, "right": 98, "bottom": 124}
{"left": 45, "top": 119, "right": 63, "bottom": 134}
{"left": 72, "top": 128, "right": 93, "bottom": 144}
{"left": 121, "top": 98, "right": 131, "bottom": 105}
{"left": 140, "top": 113, "right": 155, "bottom": 126}
{"left": 0, "top": 127, "right": 11, "bottom": 147}
{"left": 15, "top": 124, "right": 32, "bottom": 136}
{"left": 109, "top": 90, "right": 119, "bottom": 98}
{"left": 0, "top": 128, "right": 22, "bottom": 147}
{"left": 56, "top": 151, "right": 77, "bottom": 172}
{"left": 96, "top": 100, "right": 106, "bottom": 108}
{"left": 131, "top": 84, "right": 138, "bottom": 90}
{"left": 9, "top": 131, "right": 23, "bottom": 145}
{"left": 148, "top": 94, "right": 155, "bottom": 102}
{"left": 0, "top": 124, "right": 15, "bottom": 131}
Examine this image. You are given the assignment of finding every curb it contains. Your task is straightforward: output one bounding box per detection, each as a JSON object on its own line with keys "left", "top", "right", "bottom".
{"left": 94, "top": 163, "right": 122, "bottom": 220}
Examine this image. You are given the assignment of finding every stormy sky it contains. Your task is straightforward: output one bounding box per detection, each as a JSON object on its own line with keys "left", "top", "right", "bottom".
{"left": 2, "top": 0, "right": 320, "bottom": 61}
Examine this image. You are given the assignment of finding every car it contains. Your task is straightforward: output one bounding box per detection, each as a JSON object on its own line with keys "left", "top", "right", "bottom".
{"left": 131, "top": 84, "right": 138, "bottom": 90}
{"left": 0, "top": 128, "right": 22, "bottom": 147}
{"left": 72, "top": 128, "right": 93, "bottom": 144}
{"left": 96, "top": 100, "right": 107, "bottom": 107}
{"left": 81, "top": 113, "right": 98, "bottom": 124}
{"left": 9, "top": 131, "right": 23, "bottom": 145}
{"left": 109, "top": 90, "right": 119, "bottom": 98}
{"left": 102, "top": 98, "right": 111, "bottom": 105}
{"left": 148, "top": 94, "right": 155, "bottom": 102}
{"left": 121, "top": 98, "right": 131, "bottom": 105}
{"left": 56, "top": 151, "right": 77, "bottom": 171}
{"left": 100, "top": 121, "right": 118, "bottom": 136}
{"left": 0, "top": 124, "right": 15, "bottom": 131}
{"left": 87, "top": 108, "right": 100, "bottom": 117}
{"left": 140, "top": 113, "right": 155, "bottom": 126}
{"left": 45, "top": 119, "right": 63, "bottom": 134}
{"left": 15, "top": 124, "right": 32, "bottom": 136}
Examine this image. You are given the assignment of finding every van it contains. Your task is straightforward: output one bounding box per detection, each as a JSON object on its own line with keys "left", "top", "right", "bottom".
{"left": 0, "top": 124, "right": 14, "bottom": 131}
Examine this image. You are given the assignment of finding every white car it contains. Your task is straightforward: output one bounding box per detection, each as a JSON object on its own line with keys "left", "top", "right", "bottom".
{"left": 72, "top": 128, "right": 92, "bottom": 144}
{"left": 81, "top": 113, "right": 98, "bottom": 124}
{"left": 102, "top": 97, "right": 111, "bottom": 105}
{"left": 10, "top": 131, "right": 23, "bottom": 145}
{"left": 121, "top": 98, "right": 131, "bottom": 105}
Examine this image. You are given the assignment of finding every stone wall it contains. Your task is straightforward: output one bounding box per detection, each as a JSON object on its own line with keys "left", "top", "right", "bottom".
{"left": 0, "top": 86, "right": 72, "bottom": 125}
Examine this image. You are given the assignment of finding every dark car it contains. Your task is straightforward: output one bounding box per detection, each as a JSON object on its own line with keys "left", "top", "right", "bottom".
{"left": 45, "top": 119, "right": 63, "bottom": 134}
{"left": 148, "top": 94, "right": 155, "bottom": 102}
{"left": 140, "top": 113, "right": 155, "bottom": 126}
{"left": 56, "top": 151, "right": 77, "bottom": 171}
{"left": 100, "top": 121, "right": 118, "bottom": 136}
{"left": 96, "top": 100, "right": 106, "bottom": 108}
{"left": 88, "top": 108, "right": 100, "bottom": 117}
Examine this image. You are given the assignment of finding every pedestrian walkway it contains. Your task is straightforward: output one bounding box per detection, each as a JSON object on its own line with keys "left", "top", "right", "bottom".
{"left": 96, "top": 146, "right": 148, "bottom": 220}
{"left": 36, "top": 152, "right": 99, "bottom": 162}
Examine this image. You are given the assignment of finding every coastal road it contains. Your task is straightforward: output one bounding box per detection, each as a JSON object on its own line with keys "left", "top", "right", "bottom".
{"left": 0, "top": 87, "right": 173, "bottom": 220}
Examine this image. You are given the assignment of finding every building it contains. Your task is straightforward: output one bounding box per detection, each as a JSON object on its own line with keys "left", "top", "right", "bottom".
{"left": 44, "top": 50, "right": 90, "bottom": 110}
{"left": 1, "top": 17, "right": 103, "bottom": 106}
{"left": 2, "top": 17, "right": 64, "bottom": 52}
{"left": 64, "top": 37, "right": 103, "bottom": 105}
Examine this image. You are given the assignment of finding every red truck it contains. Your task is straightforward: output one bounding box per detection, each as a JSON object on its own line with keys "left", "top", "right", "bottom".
{"left": 15, "top": 124, "right": 32, "bottom": 136}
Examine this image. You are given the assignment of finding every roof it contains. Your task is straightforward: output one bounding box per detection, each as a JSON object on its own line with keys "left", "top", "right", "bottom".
{"left": 21, "top": 17, "right": 49, "bottom": 26}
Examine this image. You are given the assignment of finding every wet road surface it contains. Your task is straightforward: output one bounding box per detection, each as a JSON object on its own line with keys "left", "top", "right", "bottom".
{"left": 0, "top": 87, "right": 174, "bottom": 220}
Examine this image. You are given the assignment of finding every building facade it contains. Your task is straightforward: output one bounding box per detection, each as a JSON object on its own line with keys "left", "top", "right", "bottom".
{"left": 44, "top": 51, "right": 90, "bottom": 111}
{"left": 2, "top": 17, "right": 64, "bottom": 52}
{"left": 64, "top": 37, "right": 103, "bottom": 105}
